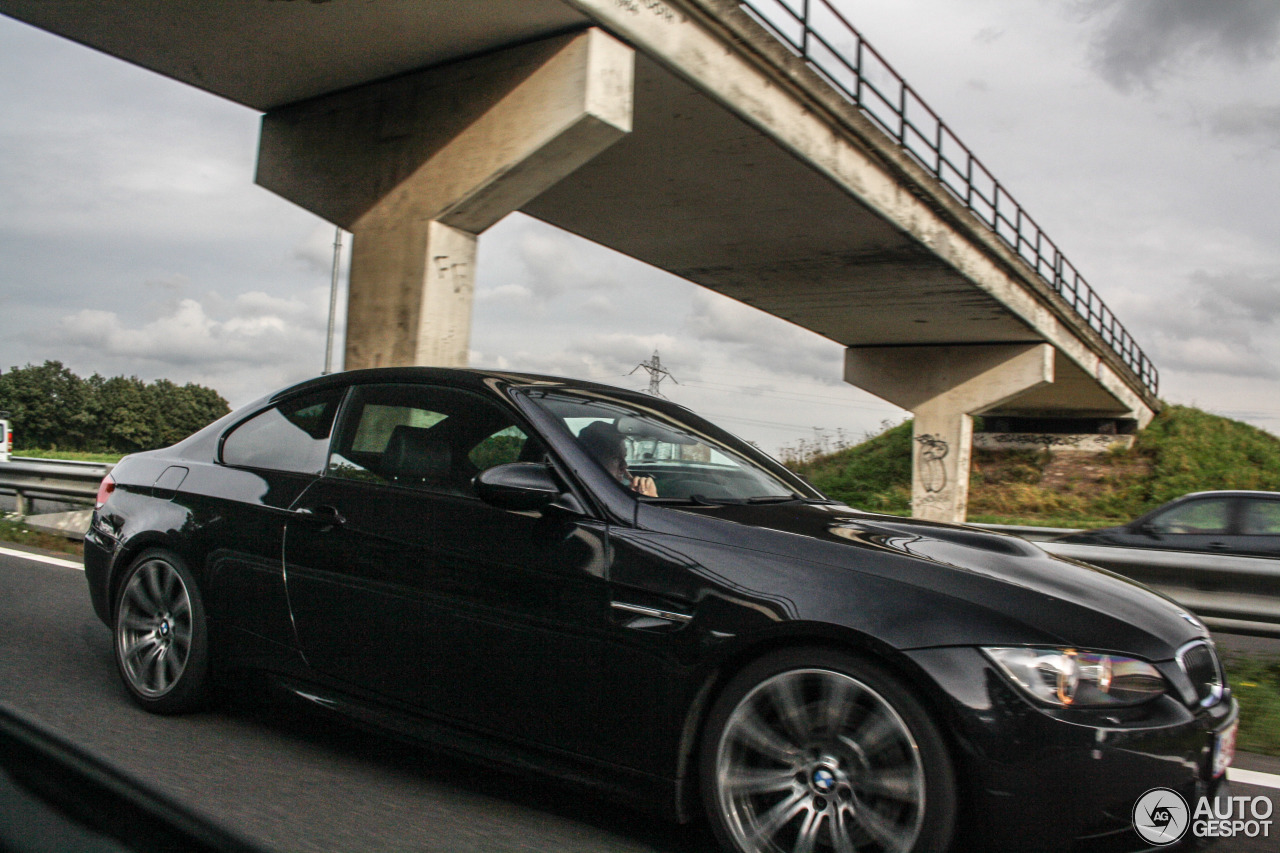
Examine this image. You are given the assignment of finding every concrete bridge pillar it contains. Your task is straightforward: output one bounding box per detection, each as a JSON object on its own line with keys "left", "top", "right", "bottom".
{"left": 845, "top": 344, "right": 1055, "bottom": 523}
{"left": 255, "top": 29, "right": 634, "bottom": 369}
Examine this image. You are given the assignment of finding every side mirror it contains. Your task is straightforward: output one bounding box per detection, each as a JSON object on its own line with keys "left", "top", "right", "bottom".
{"left": 475, "top": 463, "right": 570, "bottom": 512}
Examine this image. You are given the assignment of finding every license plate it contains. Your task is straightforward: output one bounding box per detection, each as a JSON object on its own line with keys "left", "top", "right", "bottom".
{"left": 1212, "top": 720, "right": 1237, "bottom": 778}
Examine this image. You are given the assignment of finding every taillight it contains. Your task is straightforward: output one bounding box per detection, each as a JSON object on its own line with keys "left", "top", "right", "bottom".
{"left": 96, "top": 473, "right": 116, "bottom": 508}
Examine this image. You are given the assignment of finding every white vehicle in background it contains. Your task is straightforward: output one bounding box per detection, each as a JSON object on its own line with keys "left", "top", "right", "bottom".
{"left": 0, "top": 412, "right": 11, "bottom": 462}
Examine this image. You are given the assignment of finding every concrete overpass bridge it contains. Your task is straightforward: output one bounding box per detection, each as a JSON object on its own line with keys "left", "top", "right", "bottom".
{"left": 0, "top": 0, "right": 1160, "bottom": 522}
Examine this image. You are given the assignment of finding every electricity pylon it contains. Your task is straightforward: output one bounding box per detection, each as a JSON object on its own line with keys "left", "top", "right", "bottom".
{"left": 630, "top": 350, "right": 678, "bottom": 397}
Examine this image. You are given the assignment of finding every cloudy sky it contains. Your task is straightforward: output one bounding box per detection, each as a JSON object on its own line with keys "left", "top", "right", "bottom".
{"left": 2, "top": 0, "right": 1279, "bottom": 454}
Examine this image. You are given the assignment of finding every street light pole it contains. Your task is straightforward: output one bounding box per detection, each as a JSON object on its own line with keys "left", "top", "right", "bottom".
{"left": 323, "top": 226, "right": 343, "bottom": 375}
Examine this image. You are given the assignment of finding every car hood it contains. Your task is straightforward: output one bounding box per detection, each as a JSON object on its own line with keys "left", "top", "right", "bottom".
{"left": 645, "top": 501, "right": 1207, "bottom": 659}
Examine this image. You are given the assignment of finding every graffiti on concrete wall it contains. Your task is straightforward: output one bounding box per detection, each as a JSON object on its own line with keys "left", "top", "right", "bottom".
{"left": 915, "top": 434, "right": 949, "bottom": 494}
{"left": 972, "top": 433, "right": 1135, "bottom": 453}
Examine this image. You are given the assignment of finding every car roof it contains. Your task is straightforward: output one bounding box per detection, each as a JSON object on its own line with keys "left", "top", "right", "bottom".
{"left": 268, "top": 366, "right": 688, "bottom": 411}
{"left": 1171, "top": 490, "right": 1280, "bottom": 500}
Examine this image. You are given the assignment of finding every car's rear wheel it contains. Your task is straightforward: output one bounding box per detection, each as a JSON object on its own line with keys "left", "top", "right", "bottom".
{"left": 113, "top": 549, "right": 210, "bottom": 714}
{"left": 701, "top": 648, "right": 955, "bottom": 853}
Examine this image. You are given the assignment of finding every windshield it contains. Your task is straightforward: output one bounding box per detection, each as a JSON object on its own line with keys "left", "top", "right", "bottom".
{"left": 523, "top": 388, "right": 824, "bottom": 504}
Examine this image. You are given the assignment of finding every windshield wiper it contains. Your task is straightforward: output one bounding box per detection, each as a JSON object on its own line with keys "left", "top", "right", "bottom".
{"left": 643, "top": 495, "right": 835, "bottom": 506}
{"left": 636, "top": 495, "right": 746, "bottom": 506}
{"left": 744, "top": 495, "right": 838, "bottom": 505}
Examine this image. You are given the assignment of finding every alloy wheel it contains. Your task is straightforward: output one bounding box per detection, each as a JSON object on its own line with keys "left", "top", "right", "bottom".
{"left": 116, "top": 557, "right": 194, "bottom": 699}
{"left": 714, "top": 668, "right": 926, "bottom": 853}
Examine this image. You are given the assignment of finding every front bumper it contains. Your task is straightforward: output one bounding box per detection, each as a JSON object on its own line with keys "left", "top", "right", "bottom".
{"left": 907, "top": 647, "right": 1239, "bottom": 852}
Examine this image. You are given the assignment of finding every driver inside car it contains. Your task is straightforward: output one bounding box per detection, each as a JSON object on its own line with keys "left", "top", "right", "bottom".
{"left": 576, "top": 421, "right": 658, "bottom": 497}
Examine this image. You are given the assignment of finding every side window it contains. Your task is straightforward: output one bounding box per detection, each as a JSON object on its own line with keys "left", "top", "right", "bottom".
{"left": 221, "top": 389, "right": 343, "bottom": 474}
{"left": 327, "top": 384, "right": 534, "bottom": 496}
{"left": 1241, "top": 500, "right": 1280, "bottom": 535}
{"left": 1148, "top": 498, "right": 1231, "bottom": 535}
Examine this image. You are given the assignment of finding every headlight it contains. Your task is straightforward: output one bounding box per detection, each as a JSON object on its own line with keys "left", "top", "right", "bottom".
{"left": 983, "top": 647, "right": 1167, "bottom": 707}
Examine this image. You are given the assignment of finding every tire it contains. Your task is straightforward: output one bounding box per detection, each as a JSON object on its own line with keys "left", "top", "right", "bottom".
{"left": 113, "top": 549, "right": 210, "bottom": 714}
{"left": 700, "top": 647, "right": 956, "bottom": 853}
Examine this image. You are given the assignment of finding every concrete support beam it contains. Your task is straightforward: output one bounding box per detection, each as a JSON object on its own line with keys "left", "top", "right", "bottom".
{"left": 256, "top": 28, "right": 634, "bottom": 369}
{"left": 845, "top": 344, "right": 1054, "bottom": 523}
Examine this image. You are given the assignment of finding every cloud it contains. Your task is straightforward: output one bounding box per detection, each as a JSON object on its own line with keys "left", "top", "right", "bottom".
{"left": 43, "top": 290, "right": 333, "bottom": 404}
{"left": 1188, "top": 270, "right": 1280, "bottom": 325}
{"left": 1207, "top": 102, "right": 1280, "bottom": 147}
{"left": 683, "top": 290, "right": 845, "bottom": 380}
{"left": 474, "top": 332, "right": 694, "bottom": 386}
{"left": 476, "top": 283, "right": 535, "bottom": 304}
{"left": 55, "top": 293, "right": 322, "bottom": 365}
{"left": 1077, "top": 0, "right": 1280, "bottom": 91}
{"left": 1130, "top": 268, "right": 1280, "bottom": 380}
{"left": 293, "top": 223, "right": 348, "bottom": 275}
{"left": 494, "top": 226, "right": 622, "bottom": 304}
{"left": 973, "top": 27, "right": 1003, "bottom": 46}
{"left": 1151, "top": 334, "right": 1278, "bottom": 380}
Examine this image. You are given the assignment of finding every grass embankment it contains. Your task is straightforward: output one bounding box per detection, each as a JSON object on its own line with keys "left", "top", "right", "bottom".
{"left": 793, "top": 404, "right": 1280, "bottom": 528}
{"left": 11, "top": 449, "right": 123, "bottom": 464}
{"left": 1224, "top": 655, "right": 1280, "bottom": 755}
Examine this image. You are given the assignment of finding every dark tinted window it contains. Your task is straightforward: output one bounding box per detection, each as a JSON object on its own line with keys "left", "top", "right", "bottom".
{"left": 1241, "top": 499, "right": 1280, "bottom": 535}
{"left": 327, "top": 384, "right": 536, "bottom": 495}
{"left": 221, "top": 389, "right": 343, "bottom": 474}
{"left": 1148, "top": 498, "right": 1232, "bottom": 535}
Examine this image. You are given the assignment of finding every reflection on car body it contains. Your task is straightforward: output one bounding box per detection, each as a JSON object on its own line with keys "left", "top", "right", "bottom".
{"left": 86, "top": 368, "right": 1237, "bottom": 853}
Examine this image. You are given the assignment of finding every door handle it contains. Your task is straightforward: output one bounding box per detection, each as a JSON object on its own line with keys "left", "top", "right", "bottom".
{"left": 610, "top": 601, "right": 692, "bottom": 630}
{"left": 295, "top": 505, "right": 346, "bottom": 526}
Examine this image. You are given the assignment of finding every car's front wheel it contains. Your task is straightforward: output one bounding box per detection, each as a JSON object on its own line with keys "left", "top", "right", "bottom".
{"left": 701, "top": 648, "right": 956, "bottom": 853}
{"left": 113, "top": 549, "right": 210, "bottom": 714}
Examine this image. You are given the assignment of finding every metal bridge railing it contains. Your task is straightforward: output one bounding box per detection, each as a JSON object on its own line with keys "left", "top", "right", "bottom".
{"left": 739, "top": 0, "right": 1159, "bottom": 396}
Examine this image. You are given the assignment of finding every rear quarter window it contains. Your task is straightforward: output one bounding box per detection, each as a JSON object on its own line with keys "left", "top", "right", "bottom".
{"left": 221, "top": 389, "right": 343, "bottom": 474}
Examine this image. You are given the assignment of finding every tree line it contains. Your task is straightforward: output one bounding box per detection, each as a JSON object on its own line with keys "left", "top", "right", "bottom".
{"left": 0, "top": 361, "right": 230, "bottom": 454}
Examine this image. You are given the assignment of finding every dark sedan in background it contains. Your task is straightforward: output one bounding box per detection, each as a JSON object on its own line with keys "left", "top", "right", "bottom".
{"left": 1055, "top": 490, "right": 1280, "bottom": 559}
{"left": 86, "top": 368, "right": 1236, "bottom": 853}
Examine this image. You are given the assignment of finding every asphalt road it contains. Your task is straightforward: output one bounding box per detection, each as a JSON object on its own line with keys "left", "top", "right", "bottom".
{"left": 1, "top": 545, "right": 1276, "bottom": 853}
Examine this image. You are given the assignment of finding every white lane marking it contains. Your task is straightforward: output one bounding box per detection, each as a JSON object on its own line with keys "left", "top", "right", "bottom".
{"left": 1229, "top": 767, "right": 1280, "bottom": 790}
{"left": 0, "top": 544, "right": 84, "bottom": 571}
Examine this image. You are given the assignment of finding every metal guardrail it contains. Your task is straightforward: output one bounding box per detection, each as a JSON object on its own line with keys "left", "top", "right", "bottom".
{"left": 0, "top": 457, "right": 112, "bottom": 514}
{"left": 970, "top": 522, "right": 1080, "bottom": 541}
{"left": 738, "top": 0, "right": 1158, "bottom": 396}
